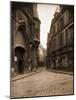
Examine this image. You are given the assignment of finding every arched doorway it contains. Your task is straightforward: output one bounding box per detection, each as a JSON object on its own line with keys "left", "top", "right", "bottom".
{"left": 15, "top": 46, "right": 25, "bottom": 74}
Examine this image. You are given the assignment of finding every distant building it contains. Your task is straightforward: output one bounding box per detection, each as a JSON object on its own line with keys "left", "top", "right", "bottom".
{"left": 39, "top": 45, "right": 47, "bottom": 66}
{"left": 47, "top": 5, "right": 74, "bottom": 71}
{"left": 11, "top": 2, "right": 40, "bottom": 75}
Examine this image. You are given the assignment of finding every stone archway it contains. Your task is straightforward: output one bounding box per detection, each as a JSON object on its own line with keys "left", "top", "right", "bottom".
{"left": 15, "top": 46, "right": 25, "bottom": 74}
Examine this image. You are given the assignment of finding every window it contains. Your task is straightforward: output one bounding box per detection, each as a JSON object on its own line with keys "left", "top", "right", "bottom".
{"left": 53, "top": 38, "right": 56, "bottom": 50}
{"left": 18, "top": 11, "right": 23, "bottom": 20}
{"left": 59, "top": 16, "right": 64, "bottom": 29}
{"left": 53, "top": 25, "right": 55, "bottom": 34}
{"left": 69, "top": 9, "right": 74, "bottom": 21}
{"left": 57, "top": 21, "right": 59, "bottom": 31}
{"left": 66, "top": 29, "right": 68, "bottom": 46}
{"left": 66, "top": 25, "right": 74, "bottom": 46}
{"left": 59, "top": 33, "right": 63, "bottom": 48}
{"left": 68, "top": 25, "right": 74, "bottom": 45}
{"left": 25, "top": 7, "right": 33, "bottom": 17}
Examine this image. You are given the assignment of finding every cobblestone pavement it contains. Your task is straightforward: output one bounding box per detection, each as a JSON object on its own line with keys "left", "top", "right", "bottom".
{"left": 11, "top": 69, "right": 74, "bottom": 98}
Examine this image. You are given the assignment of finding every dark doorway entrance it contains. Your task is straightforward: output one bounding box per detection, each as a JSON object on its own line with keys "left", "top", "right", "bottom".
{"left": 15, "top": 46, "right": 25, "bottom": 74}
{"left": 18, "top": 60, "right": 23, "bottom": 74}
{"left": 53, "top": 60, "right": 56, "bottom": 69}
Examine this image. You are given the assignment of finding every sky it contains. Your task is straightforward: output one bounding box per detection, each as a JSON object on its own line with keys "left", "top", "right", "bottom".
{"left": 37, "top": 4, "right": 59, "bottom": 49}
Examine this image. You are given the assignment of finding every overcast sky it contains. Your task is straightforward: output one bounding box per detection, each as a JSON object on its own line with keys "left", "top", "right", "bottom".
{"left": 37, "top": 4, "right": 59, "bottom": 49}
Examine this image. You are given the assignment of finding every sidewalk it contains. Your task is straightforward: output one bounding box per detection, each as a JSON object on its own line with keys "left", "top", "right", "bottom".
{"left": 11, "top": 68, "right": 42, "bottom": 82}
{"left": 47, "top": 68, "right": 74, "bottom": 75}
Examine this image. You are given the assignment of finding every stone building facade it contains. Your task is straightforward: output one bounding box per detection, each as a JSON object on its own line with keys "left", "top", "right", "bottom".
{"left": 39, "top": 45, "right": 47, "bottom": 66}
{"left": 47, "top": 5, "right": 74, "bottom": 71}
{"left": 11, "top": 2, "right": 40, "bottom": 75}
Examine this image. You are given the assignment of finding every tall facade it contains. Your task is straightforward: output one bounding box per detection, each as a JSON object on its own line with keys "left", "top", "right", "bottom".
{"left": 11, "top": 2, "right": 40, "bottom": 75}
{"left": 47, "top": 5, "right": 74, "bottom": 71}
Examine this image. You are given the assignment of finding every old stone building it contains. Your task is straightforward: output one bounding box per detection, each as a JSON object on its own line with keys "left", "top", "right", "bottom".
{"left": 39, "top": 45, "right": 47, "bottom": 66}
{"left": 47, "top": 5, "right": 74, "bottom": 71}
{"left": 11, "top": 2, "right": 40, "bottom": 75}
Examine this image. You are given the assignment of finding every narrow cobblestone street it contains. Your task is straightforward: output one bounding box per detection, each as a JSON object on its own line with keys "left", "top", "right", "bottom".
{"left": 11, "top": 69, "right": 73, "bottom": 98}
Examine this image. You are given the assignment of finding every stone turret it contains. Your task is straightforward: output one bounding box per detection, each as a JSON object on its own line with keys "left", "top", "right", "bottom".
{"left": 33, "top": 4, "right": 41, "bottom": 47}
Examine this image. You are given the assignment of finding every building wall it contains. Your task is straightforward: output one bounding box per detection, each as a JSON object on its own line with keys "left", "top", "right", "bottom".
{"left": 47, "top": 5, "right": 74, "bottom": 71}
{"left": 11, "top": 2, "right": 40, "bottom": 75}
